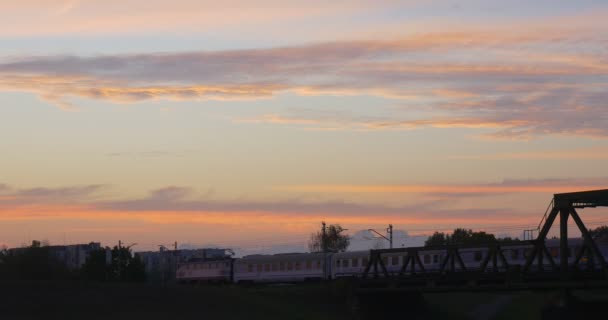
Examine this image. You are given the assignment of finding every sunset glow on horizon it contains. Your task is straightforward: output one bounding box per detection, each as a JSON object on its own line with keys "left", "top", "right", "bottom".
{"left": 2, "top": 1, "right": 608, "bottom": 254}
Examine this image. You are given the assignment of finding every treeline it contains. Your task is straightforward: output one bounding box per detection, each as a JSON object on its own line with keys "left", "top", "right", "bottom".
{"left": 425, "top": 225, "right": 608, "bottom": 247}
{"left": 0, "top": 242, "right": 145, "bottom": 282}
{"left": 424, "top": 228, "right": 518, "bottom": 247}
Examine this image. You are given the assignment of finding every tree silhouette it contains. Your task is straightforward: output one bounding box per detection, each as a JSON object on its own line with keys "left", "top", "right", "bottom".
{"left": 82, "top": 246, "right": 145, "bottom": 282}
{"left": 82, "top": 249, "right": 110, "bottom": 281}
{"left": 308, "top": 224, "right": 350, "bottom": 252}
{"left": 0, "top": 240, "right": 69, "bottom": 280}
{"left": 589, "top": 225, "right": 608, "bottom": 241}
{"left": 425, "top": 228, "right": 500, "bottom": 246}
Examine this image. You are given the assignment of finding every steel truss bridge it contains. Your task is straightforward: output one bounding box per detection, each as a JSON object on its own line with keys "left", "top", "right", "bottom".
{"left": 358, "top": 189, "right": 608, "bottom": 293}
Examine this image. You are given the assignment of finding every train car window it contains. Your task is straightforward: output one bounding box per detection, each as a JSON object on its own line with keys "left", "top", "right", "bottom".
{"left": 423, "top": 254, "right": 430, "bottom": 264}
{"left": 306, "top": 261, "right": 312, "bottom": 270}
{"left": 433, "top": 255, "right": 439, "bottom": 263}
{"left": 352, "top": 258, "right": 359, "bottom": 267}
{"left": 362, "top": 257, "right": 368, "bottom": 266}
{"left": 247, "top": 264, "right": 253, "bottom": 273}
{"left": 474, "top": 251, "right": 482, "bottom": 262}
{"left": 336, "top": 260, "right": 341, "bottom": 268}
{"left": 272, "top": 263, "right": 278, "bottom": 271}
{"left": 344, "top": 259, "right": 350, "bottom": 268}
{"left": 382, "top": 257, "right": 388, "bottom": 266}
{"left": 295, "top": 262, "right": 301, "bottom": 270}
{"left": 392, "top": 257, "right": 399, "bottom": 266}
{"left": 287, "top": 262, "right": 293, "bottom": 271}
{"left": 316, "top": 260, "right": 322, "bottom": 269}
{"left": 511, "top": 249, "right": 519, "bottom": 260}
{"left": 280, "top": 262, "right": 285, "bottom": 271}
{"left": 550, "top": 247, "right": 558, "bottom": 258}
{"left": 264, "top": 264, "right": 270, "bottom": 272}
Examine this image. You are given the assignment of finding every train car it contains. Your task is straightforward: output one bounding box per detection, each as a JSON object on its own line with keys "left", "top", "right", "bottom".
{"left": 176, "top": 258, "right": 233, "bottom": 283}
{"left": 177, "top": 238, "right": 608, "bottom": 284}
{"left": 233, "top": 252, "right": 328, "bottom": 283}
{"left": 333, "top": 249, "right": 447, "bottom": 278}
{"left": 332, "top": 250, "right": 369, "bottom": 278}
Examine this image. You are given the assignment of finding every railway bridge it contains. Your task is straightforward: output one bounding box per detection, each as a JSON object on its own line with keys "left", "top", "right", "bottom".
{"left": 358, "top": 189, "right": 608, "bottom": 293}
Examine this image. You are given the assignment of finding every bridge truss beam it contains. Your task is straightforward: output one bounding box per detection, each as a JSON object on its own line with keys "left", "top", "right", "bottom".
{"left": 361, "top": 189, "right": 608, "bottom": 289}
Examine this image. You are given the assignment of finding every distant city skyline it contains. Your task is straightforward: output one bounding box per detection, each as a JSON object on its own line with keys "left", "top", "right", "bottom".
{"left": 1, "top": 1, "right": 608, "bottom": 253}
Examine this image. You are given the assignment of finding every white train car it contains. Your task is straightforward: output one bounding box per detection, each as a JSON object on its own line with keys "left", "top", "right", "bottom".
{"left": 176, "top": 238, "right": 608, "bottom": 284}
{"left": 332, "top": 250, "right": 369, "bottom": 278}
{"left": 332, "top": 249, "right": 447, "bottom": 278}
{"left": 233, "top": 252, "right": 328, "bottom": 283}
{"left": 176, "top": 259, "right": 233, "bottom": 283}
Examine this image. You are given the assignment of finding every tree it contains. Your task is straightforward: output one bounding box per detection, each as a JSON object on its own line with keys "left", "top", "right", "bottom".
{"left": 424, "top": 228, "right": 500, "bottom": 246}
{"left": 308, "top": 223, "right": 350, "bottom": 252}
{"left": 82, "top": 249, "right": 110, "bottom": 281}
{"left": 589, "top": 225, "right": 608, "bottom": 241}
{"left": 110, "top": 246, "right": 146, "bottom": 282}
{"left": 0, "top": 240, "right": 69, "bottom": 280}
{"left": 424, "top": 231, "right": 448, "bottom": 247}
{"left": 82, "top": 246, "right": 145, "bottom": 282}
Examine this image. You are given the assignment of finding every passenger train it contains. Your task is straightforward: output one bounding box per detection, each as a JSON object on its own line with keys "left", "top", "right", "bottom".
{"left": 176, "top": 238, "right": 608, "bottom": 284}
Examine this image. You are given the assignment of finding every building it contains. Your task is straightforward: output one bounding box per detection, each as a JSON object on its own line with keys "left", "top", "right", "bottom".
{"left": 7, "top": 241, "right": 107, "bottom": 270}
{"left": 137, "top": 247, "right": 232, "bottom": 282}
{"left": 48, "top": 242, "right": 105, "bottom": 269}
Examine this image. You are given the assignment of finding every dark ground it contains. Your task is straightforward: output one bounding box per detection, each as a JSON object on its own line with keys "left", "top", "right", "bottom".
{"left": 1, "top": 280, "right": 607, "bottom": 320}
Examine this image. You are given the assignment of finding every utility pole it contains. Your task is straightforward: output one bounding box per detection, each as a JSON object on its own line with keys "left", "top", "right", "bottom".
{"left": 321, "top": 221, "right": 327, "bottom": 253}
{"left": 388, "top": 224, "right": 393, "bottom": 249}
{"left": 321, "top": 221, "right": 327, "bottom": 279}
{"left": 173, "top": 241, "right": 178, "bottom": 284}
{"left": 369, "top": 224, "right": 393, "bottom": 249}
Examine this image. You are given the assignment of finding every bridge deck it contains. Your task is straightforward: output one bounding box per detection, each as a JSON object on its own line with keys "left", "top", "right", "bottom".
{"left": 357, "top": 270, "right": 608, "bottom": 293}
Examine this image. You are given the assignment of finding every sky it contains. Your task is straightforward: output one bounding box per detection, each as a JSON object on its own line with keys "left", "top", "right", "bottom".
{"left": 1, "top": 0, "right": 608, "bottom": 254}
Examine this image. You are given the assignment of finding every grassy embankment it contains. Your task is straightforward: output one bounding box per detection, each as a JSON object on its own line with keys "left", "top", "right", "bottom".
{"left": 1, "top": 280, "right": 607, "bottom": 319}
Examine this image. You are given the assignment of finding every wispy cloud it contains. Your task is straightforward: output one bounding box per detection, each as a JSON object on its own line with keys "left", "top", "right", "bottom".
{"left": 0, "top": 184, "right": 106, "bottom": 207}
{"left": 3, "top": 180, "right": 606, "bottom": 248}
{"left": 279, "top": 177, "right": 608, "bottom": 196}
{"left": 0, "top": 1, "right": 403, "bottom": 37}
{"left": 1, "top": 12, "right": 607, "bottom": 138}
{"left": 449, "top": 147, "right": 608, "bottom": 160}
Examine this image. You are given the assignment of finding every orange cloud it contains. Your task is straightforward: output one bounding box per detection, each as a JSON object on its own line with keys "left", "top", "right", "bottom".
{"left": 239, "top": 114, "right": 535, "bottom": 132}
{"left": 3, "top": 182, "right": 606, "bottom": 249}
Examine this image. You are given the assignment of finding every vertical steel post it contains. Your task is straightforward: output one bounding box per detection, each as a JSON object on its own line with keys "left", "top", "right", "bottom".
{"left": 560, "top": 207, "right": 569, "bottom": 276}
{"left": 388, "top": 224, "right": 393, "bottom": 249}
